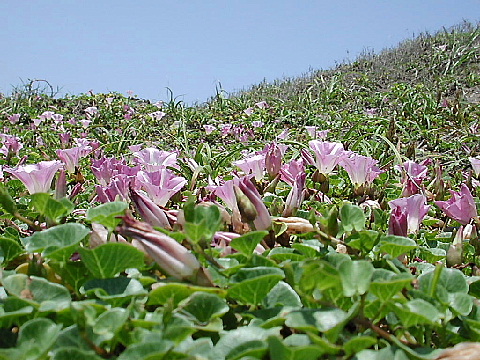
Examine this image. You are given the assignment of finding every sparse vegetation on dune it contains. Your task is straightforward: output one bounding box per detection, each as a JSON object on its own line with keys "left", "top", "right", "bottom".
{"left": 0, "top": 21, "right": 479, "bottom": 359}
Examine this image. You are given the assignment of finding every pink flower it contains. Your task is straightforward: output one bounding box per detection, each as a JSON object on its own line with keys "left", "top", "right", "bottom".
{"left": 91, "top": 157, "right": 139, "bottom": 186}
{"left": 309, "top": 140, "right": 350, "bottom": 175}
{"left": 79, "top": 120, "right": 91, "bottom": 128}
{"left": 252, "top": 121, "right": 264, "bottom": 128}
{"left": 84, "top": 107, "right": 98, "bottom": 118}
{"left": 255, "top": 101, "right": 269, "bottom": 109}
{"left": 132, "top": 147, "right": 178, "bottom": 171}
{"left": 203, "top": 124, "right": 216, "bottom": 135}
{"left": 7, "top": 114, "right": 20, "bottom": 124}
{"left": 135, "top": 169, "right": 187, "bottom": 207}
{"left": 51, "top": 113, "right": 64, "bottom": 123}
{"left": 56, "top": 145, "right": 92, "bottom": 173}
{"left": 470, "top": 157, "right": 480, "bottom": 177}
{"left": 149, "top": 111, "right": 166, "bottom": 121}
{"left": 130, "top": 188, "right": 172, "bottom": 230}
{"left": 435, "top": 184, "right": 477, "bottom": 225}
{"left": 280, "top": 159, "right": 305, "bottom": 186}
{"left": 233, "top": 154, "right": 266, "bottom": 182}
{"left": 243, "top": 107, "right": 254, "bottom": 116}
{"left": 0, "top": 134, "right": 23, "bottom": 157}
{"left": 234, "top": 176, "right": 271, "bottom": 231}
{"left": 117, "top": 215, "right": 211, "bottom": 286}
{"left": 59, "top": 132, "right": 71, "bottom": 146}
{"left": 32, "top": 118, "right": 43, "bottom": 127}
{"left": 40, "top": 111, "right": 55, "bottom": 120}
{"left": 389, "top": 194, "right": 430, "bottom": 235}
{"left": 395, "top": 160, "right": 430, "bottom": 197}
{"left": 220, "top": 123, "right": 233, "bottom": 136}
{"left": 340, "top": 153, "right": 383, "bottom": 188}
{"left": 283, "top": 172, "right": 306, "bottom": 217}
{"left": 264, "top": 142, "right": 283, "bottom": 178}
{"left": 5, "top": 160, "right": 63, "bottom": 194}
{"left": 95, "top": 174, "right": 133, "bottom": 203}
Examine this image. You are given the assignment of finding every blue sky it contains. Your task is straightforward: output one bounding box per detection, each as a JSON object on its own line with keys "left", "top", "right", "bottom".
{"left": 1, "top": 1, "right": 479, "bottom": 104}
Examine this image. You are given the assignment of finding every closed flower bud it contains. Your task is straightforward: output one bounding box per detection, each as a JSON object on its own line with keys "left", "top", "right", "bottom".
{"left": 234, "top": 184, "right": 257, "bottom": 223}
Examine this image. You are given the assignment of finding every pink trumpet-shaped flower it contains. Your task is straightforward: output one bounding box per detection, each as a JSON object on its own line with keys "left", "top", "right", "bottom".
{"left": 280, "top": 159, "right": 305, "bottom": 186}
{"left": 235, "top": 176, "right": 271, "bottom": 231}
{"left": 264, "top": 142, "right": 282, "bottom": 178}
{"left": 309, "top": 140, "right": 350, "bottom": 175}
{"left": 283, "top": 172, "right": 306, "bottom": 217}
{"left": 395, "top": 160, "right": 430, "bottom": 197}
{"left": 203, "top": 124, "right": 216, "bottom": 135}
{"left": 130, "top": 188, "right": 172, "bottom": 230}
{"left": 233, "top": 154, "right": 266, "bottom": 182}
{"left": 5, "top": 160, "right": 63, "bottom": 194}
{"left": 7, "top": 114, "right": 20, "bottom": 124}
{"left": 470, "top": 157, "right": 480, "bottom": 177}
{"left": 96, "top": 174, "right": 133, "bottom": 203}
{"left": 135, "top": 169, "right": 186, "bottom": 207}
{"left": 340, "top": 153, "right": 383, "bottom": 188}
{"left": 389, "top": 194, "right": 430, "bottom": 235}
{"left": 0, "top": 134, "right": 23, "bottom": 157}
{"left": 132, "top": 147, "right": 178, "bottom": 171}
{"left": 117, "top": 215, "right": 212, "bottom": 286}
{"left": 207, "top": 177, "right": 243, "bottom": 231}
{"left": 435, "top": 184, "right": 477, "bottom": 225}
{"left": 56, "top": 145, "right": 92, "bottom": 173}
{"left": 91, "top": 157, "right": 139, "bottom": 186}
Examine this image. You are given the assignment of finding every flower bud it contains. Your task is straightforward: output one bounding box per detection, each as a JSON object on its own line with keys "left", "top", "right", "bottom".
{"left": 234, "top": 185, "right": 257, "bottom": 223}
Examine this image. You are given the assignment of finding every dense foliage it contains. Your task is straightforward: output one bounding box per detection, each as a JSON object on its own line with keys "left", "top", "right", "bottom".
{"left": 0, "top": 22, "right": 479, "bottom": 359}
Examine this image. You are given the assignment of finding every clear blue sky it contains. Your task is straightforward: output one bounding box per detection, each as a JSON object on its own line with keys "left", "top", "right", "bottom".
{"left": 1, "top": 1, "right": 479, "bottom": 104}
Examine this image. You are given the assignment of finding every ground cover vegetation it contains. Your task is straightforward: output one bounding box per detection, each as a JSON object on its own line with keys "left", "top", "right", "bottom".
{"left": 0, "top": 21, "right": 479, "bottom": 359}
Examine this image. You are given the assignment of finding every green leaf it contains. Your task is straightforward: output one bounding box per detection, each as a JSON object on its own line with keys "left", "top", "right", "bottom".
{"left": 148, "top": 283, "right": 225, "bottom": 306}
{"left": 264, "top": 281, "right": 302, "bottom": 308}
{"left": 230, "top": 266, "right": 284, "bottom": 283}
{"left": 419, "top": 246, "right": 446, "bottom": 262}
{"left": 285, "top": 308, "right": 349, "bottom": 333}
{"left": 340, "top": 203, "right": 365, "bottom": 232}
{"left": 30, "top": 193, "right": 74, "bottom": 222}
{"left": 21, "top": 223, "right": 89, "bottom": 261}
{"left": 343, "top": 336, "right": 377, "bottom": 356}
{"left": 230, "top": 231, "right": 268, "bottom": 255}
{"left": 0, "top": 183, "right": 18, "bottom": 215}
{"left": 78, "top": 242, "right": 145, "bottom": 278}
{"left": 379, "top": 235, "right": 417, "bottom": 258}
{"left": 182, "top": 201, "right": 222, "bottom": 242}
{"left": 0, "top": 303, "right": 34, "bottom": 328}
{"left": 228, "top": 274, "right": 284, "bottom": 305}
{"left": 49, "top": 261, "right": 90, "bottom": 292}
{"left": 299, "top": 260, "right": 341, "bottom": 292}
{"left": 346, "top": 230, "right": 380, "bottom": 252}
{"left": 86, "top": 202, "right": 128, "bottom": 231}
{"left": 83, "top": 277, "right": 147, "bottom": 301}
{"left": 92, "top": 308, "right": 129, "bottom": 344}
{"left": 370, "top": 269, "right": 413, "bottom": 302}
{"left": 52, "top": 348, "right": 103, "bottom": 360}
{"left": 54, "top": 325, "right": 92, "bottom": 352}
{"left": 0, "top": 237, "right": 24, "bottom": 265}
{"left": 2, "top": 274, "right": 71, "bottom": 311}
{"left": 418, "top": 267, "right": 468, "bottom": 294}
{"left": 338, "top": 260, "right": 374, "bottom": 297}
{"left": 117, "top": 340, "right": 175, "bottom": 360}
{"left": 17, "top": 318, "right": 62, "bottom": 357}
{"left": 449, "top": 292, "right": 473, "bottom": 316}
{"left": 178, "top": 292, "right": 229, "bottom": 323}
{"left": 214, "top": 327, "right": 280, "bottom": 360}
{"left": 393, "top": 299, "right": 441, "bottom": 327}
